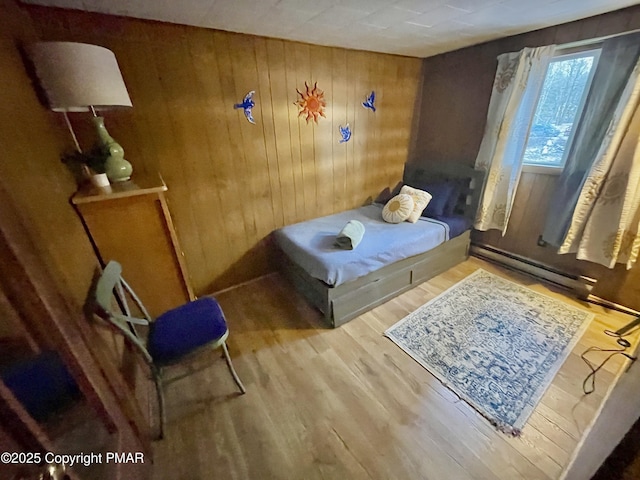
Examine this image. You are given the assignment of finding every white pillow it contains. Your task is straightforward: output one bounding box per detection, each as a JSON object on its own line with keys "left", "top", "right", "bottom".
{"left": 400, "top": 185, "right": 432, "bottom": 223}
{"left": 382, "top": 194, "right": 414, "bottom": 223}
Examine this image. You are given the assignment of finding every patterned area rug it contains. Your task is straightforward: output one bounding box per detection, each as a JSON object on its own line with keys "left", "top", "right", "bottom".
{"left": 385, "top": 269, "right": 593, "bottom": 435}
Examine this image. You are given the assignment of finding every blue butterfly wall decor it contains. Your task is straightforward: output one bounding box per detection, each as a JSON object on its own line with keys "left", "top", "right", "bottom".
{"left": 234, "top": 90, "right": 256, "bottom": 124}
{"left": 339, "top": 124, "right": 351, "bottom": 143}
{"left": 362, "top": 91, "right": 376, "bottom": 112}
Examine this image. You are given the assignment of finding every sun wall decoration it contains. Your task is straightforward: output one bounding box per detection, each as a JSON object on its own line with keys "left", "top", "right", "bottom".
{"left": 295, "top": 82, "right": 326, "bottom": 124}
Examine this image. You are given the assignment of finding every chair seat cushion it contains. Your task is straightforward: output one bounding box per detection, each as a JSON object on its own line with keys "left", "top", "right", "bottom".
{"left": 148, "top": 297, "right": 228, "bottom": 366}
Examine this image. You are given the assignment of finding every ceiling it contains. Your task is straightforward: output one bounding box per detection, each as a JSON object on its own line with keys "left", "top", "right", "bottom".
{"left": 21, "top": 0, "right": 640, "bottom": 57}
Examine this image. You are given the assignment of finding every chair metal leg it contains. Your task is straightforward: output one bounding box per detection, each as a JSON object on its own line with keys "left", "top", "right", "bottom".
{"left": 153, "top": 370, "right": 165, "bottom": 440}
{"left": 221, "top": 341, "right": 246, "bottom": 394}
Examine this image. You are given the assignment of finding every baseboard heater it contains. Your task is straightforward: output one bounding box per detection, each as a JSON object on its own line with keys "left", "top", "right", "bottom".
{"left": 470, "top": 243, "right": 597, "bottom": 299}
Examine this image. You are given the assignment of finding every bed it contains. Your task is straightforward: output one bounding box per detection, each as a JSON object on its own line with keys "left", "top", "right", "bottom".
{"left": 273, "top": 162, "right": 485, "bottom": 327}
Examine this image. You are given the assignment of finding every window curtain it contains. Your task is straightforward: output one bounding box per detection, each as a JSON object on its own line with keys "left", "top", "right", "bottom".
{"left": 558, "top": 57, "right": 640, "bottom": 268}
{"left": 474, "top": 46, "right": 555, "bottom": 234}
{"left": 541, "top": 33, "right": 640, "bottom": 248}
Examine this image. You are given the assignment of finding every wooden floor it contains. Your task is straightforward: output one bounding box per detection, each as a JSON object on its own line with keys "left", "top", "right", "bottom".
{"left": 152, "top": 257, "right": 639, "bottom": 480}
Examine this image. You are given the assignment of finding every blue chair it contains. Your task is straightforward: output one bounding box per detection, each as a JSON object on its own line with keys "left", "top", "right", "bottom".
{"left": 93, "top": 260, "right": 246, "bottom": 439}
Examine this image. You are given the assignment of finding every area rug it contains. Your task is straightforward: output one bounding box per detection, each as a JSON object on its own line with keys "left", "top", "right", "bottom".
{"left": 384, "top": 269, "right": 593, "bottom": 435}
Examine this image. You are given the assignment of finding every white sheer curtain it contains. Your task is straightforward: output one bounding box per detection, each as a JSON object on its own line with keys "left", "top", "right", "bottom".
{"left": 559, "top": 58, "right": 640, "bottom": 268}
{"left": 474, "top": 46, "right": 555, "bottom": 234}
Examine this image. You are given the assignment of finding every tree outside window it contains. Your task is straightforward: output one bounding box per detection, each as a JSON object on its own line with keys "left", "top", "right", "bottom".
{"left": 523, "top": 49, "right": 601, "bottom": 169}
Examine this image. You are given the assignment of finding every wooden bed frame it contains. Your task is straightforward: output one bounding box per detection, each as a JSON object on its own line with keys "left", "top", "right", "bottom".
{"left": 276, "top": 162, "right": 486, "bottom": 328}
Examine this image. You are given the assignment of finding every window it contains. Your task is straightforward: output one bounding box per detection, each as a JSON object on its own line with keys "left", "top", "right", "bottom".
{"left": 522, "top": 48, "right": 601, "bottom": 171}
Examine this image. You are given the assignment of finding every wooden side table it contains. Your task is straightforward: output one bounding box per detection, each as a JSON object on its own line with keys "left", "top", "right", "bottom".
{"left": 72, "top": 175, "right": 194, "bottom": 317}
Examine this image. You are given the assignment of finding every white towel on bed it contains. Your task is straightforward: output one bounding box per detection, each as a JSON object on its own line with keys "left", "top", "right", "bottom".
{"left": 334, "top": 220, "right": 365, "bottom": 250}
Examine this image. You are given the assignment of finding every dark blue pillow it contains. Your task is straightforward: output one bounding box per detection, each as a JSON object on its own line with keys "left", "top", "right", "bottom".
{"left": 418, "top": 182, "right": 456, "bottom": 217}
{"left": 444, "top": 181, "right": 463, "bottom": 215}
{"left": 1, "top": 351, "right": 80, "bottom": 422}
{"left": 374, "top": 181, "right": 403, "bottom": 205}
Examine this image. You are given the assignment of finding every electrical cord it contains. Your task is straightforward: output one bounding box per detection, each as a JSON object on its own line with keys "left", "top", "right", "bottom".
{"left": 581, "top": 326, "right": 638, "bottom": 395}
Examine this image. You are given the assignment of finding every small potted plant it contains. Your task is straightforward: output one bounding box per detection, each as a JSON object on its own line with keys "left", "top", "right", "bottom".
{"left": 61, "top": 144, "right": 110, "bottom": 188}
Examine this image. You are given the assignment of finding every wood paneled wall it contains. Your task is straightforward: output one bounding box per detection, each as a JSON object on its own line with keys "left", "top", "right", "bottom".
{"left": 411, "top": 5, "right": 640, "bottom": 309}
{"left": 23, "top": 6, "right": 422, "bottom": 294}
{"left": 0, "top": 0, "right": 98, "bottom": 308}
{"left": 1, "top": 1, "right": 149, "bottom": 463}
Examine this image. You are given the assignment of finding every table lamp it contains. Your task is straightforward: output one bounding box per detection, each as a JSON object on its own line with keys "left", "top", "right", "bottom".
{"left": 28, "top": 41, "right": 134, "bottom": 183}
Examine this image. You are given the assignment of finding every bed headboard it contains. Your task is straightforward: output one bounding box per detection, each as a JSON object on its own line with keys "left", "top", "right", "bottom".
{"left": 403, "top": 162, "right": 486, "bottom": 221}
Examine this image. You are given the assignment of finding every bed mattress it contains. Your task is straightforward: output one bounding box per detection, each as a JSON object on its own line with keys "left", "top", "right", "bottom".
{"left": 273, "top": 204, "right": 454, "bottom": 287}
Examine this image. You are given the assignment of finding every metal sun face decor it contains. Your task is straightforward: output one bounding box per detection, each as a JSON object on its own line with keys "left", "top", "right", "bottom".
{"left": 234, "top": 90, "right": 256, "bottom": 124}
{"left": 296, "top": 82, "right": 326, "bottom": 124}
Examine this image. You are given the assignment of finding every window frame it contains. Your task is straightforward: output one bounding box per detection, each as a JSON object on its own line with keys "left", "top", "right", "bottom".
{"left": 521, "top": 45, "right": 602, "bottom": 175}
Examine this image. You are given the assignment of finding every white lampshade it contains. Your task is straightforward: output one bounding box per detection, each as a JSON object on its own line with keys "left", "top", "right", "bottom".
{"left": 28, "top": 41, "right": 132, "bottom": 112}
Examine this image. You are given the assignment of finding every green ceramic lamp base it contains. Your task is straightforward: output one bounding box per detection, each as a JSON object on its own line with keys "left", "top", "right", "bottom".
{"left": 93, "top": 116, "right": 133, "bottom": 183}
